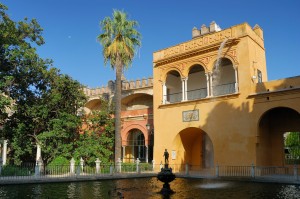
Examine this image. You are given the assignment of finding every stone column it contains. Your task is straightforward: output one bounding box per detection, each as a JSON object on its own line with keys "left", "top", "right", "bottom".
{"left": 184, "top": 78, "right": 188, "bottom": 101}
{"left": 35, "top": 157, "right": 43, "bottom": 177}
{"left": 2, "top": 140, "right": 7, "bottom": 166}
{"left": 205, "top": 73, "right": 210, "bottom": 97}
{"left": 70, "top": 158, "right": 75, "bottom": 175}
{"left": 162, "top": 82, "right": 167, "bottom": 104}
{"left": 185, "top": 163, "right": 189, "bottom": 175}
{"left": 80, "top": 157, "right": 84, "bottom": 173}
{"left": 251, "top": 163, "right": 255, "bottom": 178}
{"left": 0, "top": 157, "right": 3, "bottom": 175}
{"left": 210, "top": 73, "right": 213, "bottom": 97}
{"left": 122, "top": 146, "right": 125, "bottom": 162}
{"left": 234, "top": 68, "right": 239, "bottom": 93}
{"left": 95, "top": 158, "right": 101, "bottom": 174}
{"left": 216, "top": 165, "right": 219, "bottom": 177}
{"left": 145, "top": 146, "right": 149, "bottom": 163}
{"left": 116, "top": 158, "right": 122, "bottom": 173}
{"left": 152, "top": 160, "right": 155, "bottom": 171}
{"left": 181, "top": 78, "right": 185, "bottom": 101}
{"left": 132, "top": 145, "right": 135, "bottom": 162}
{"left": 294, "top": 165, "right": 298, "bottom": 181}
{"left": 136, "top": 158, "right": 140, "bottom": 173}
{"left": 36, "top": 144, "right": 41, "bottom": 164}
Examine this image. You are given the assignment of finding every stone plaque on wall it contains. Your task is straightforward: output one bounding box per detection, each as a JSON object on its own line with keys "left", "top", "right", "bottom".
{"left": 182, "top": 109, "right": 199, "bottom": 122}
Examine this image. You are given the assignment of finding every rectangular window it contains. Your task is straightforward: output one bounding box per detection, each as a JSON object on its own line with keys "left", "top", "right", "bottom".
{"left": 257, "top": 69, "right": 262, "bottom": 83}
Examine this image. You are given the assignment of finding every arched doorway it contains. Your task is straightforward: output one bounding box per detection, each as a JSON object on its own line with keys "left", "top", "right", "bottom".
{"left": 257, "top": 107, "right": 300, "bottom": 166}
{"left": 124, "top": 129, "right": 146, "bottom": 163}
{"left": 173, "top": 127, "right": 214, "bottom": 168}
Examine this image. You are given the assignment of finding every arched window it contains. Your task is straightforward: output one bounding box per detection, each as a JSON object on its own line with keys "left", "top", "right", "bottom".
{"left": 187, "top": 64, "right": 207, "bottom": 100}
{"left": 212, "top": 58, "right": 236, "bottom": 96}
{"left": 165, "top": 70, "right": 182, "bottom": 103}
{"left": 126, "top": 129, "right": 146, "bottom": 162}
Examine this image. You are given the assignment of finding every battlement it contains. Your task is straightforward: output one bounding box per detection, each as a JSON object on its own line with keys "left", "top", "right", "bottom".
{"left": 83, "top": 77, "right": 153, "bottom": 97}
{"left": 192, "top": 21, "right": 222, "bottom": 38}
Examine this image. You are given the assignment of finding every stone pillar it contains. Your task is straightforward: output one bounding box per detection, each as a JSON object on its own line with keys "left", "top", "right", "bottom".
{"left": 181, "top": 78, "right": 185, "bottom": 102}
{"left": 36, "top": 144, "right": 41, "bottom": 164}
{"left": 138, "top": 145, "right": 141, "bottom": 159}
{"left": 2, "top": 140, "right": 7, "bottom": 166}
{"left": 110, "top": 165, "right": 113, "bottom": 175}
{"left": 205, "top": 73, "right": 210, "bottom": 97}
{"left": 251, "top": 163, "right": 255, "bottom": 178}
{"left": 162, "top": 82, "right": 167, "bottom": 104}
{"left": 132, "top": 145, "right": 135, "bottom": 162}
{"left": 294, "top": 165, "right": 298, "bottom": 181}
{"left": 122, "top": 146, "right": 125, "bottom": 162}
{"left": 35, "top": 157, "right": 43, "bottom": 177}
{"left": 152, "top": 160, "right": 155, "bottom": 171}
{"left": 145, "top": 146, "right": 149, "bottom": 163}
{"left": 95, "top": 158, "right": 101, "bottom": 174}
{"left": 185, "top": 163, "right": 189, "bottom": 176}
{"left": 0, "top": 157, "right": 3, "bottom": 175}
{"left": 136, "top": 158, "right": 141, "bottom": 173}
{"left": 70, "top": 158, "right": 75, "bottom": 175}
{"left": 80, "top": 157, "right": 84, "bottom": 173}
{"left": 216, "top": 165, "right": 219, "bottom": 177}
{"left": 116, "top": 158, "right": 122, "bottom": 173}
{"left": 184, "top": 78, "right": 188, "bottom": 101}
{"left": 234, "top": 68, "right": 239, "bottom": 93}
{"left": 210, "top": 73, "right": 213, "bottom": 97}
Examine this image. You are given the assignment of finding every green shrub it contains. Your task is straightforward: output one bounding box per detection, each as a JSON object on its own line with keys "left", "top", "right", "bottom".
{"left": 1, "top": 165, "right": 34, "bottom": 176}
{"left": 48, "top": 156, "right": 69, "bottom": 166}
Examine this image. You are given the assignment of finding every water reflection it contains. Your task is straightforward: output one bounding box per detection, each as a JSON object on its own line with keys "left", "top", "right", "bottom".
{"left": 0, "top": 178, "right": 300, "bottom": 199}
{"left": 278, "top": 185, "right": 300, "bottom": 199}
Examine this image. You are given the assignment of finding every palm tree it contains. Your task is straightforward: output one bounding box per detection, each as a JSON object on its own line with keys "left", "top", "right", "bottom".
{"left": 97, "top": 10, "right": 141, "bottom": 164}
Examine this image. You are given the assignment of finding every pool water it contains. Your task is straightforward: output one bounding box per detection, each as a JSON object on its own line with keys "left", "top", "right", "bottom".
{"left": 0, "top": 177, "right": 300, "bottom": 199}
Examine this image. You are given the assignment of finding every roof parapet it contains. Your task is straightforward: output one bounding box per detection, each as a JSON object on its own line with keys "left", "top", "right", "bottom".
{"left": 192, "top": 21, "right": 221, "bottom": 39}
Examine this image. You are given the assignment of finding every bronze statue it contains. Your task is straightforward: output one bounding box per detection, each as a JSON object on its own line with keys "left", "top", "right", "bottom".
{"left": 163, "top": 149, "right": 169, "bottom": 164}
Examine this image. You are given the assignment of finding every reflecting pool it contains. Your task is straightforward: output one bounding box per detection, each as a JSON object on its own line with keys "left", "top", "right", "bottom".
{"left": 1, "top": 177, "right": 300, "bottom": 199}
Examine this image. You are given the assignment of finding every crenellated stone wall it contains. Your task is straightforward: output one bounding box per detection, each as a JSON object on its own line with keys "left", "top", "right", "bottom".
{"left": 83, "top": 77, "right": 153, "bottom": 98}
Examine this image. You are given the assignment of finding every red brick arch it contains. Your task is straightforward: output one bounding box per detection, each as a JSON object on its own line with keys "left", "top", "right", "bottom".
{"left": 122, "top": 123, "right": 149, "bottom": 146}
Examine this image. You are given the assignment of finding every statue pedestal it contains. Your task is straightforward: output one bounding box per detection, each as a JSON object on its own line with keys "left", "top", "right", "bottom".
{"left": 157, "top": 164, "right": 176, "bottom": 195}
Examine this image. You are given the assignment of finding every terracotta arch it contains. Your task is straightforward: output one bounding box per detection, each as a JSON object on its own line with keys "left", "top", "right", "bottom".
{"left": 122, "top": 124, "right": 149, "bottom": 146}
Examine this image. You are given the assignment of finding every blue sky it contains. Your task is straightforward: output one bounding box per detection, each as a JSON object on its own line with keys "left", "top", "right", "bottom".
{"left": 2, "top": 0, "right": 300, "bottom": 88}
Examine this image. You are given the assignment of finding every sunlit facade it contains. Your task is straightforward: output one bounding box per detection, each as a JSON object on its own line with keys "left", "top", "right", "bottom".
{"left": 153, "top": 22, "right": 300, "bottom": 167}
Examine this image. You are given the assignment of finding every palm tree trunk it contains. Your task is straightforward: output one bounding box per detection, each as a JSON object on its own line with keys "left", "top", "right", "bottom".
{"left": 114, "top": 56, "right": 122, "bottom": 164}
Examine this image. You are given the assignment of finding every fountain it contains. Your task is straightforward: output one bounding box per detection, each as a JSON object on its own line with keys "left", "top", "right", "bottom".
{"left": 211, "top": 38, "right": 228, "bottom": 95}
{"left": 157, "top": 149, "right": 176, "bottom": 195}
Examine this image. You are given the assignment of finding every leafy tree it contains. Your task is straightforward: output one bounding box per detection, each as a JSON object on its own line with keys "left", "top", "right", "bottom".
{"left": 35, "top": 69, "right": 87, "bottom": 165}
{"left": 285, "top": 132, "right": 300, "bottom": 161}
{"left": 0, "top": 3, "right": 86, "bottom": 165}
{"left": 97, "top": 10, "right": 141, "bottom": 163}
{"left": 74, "top": 99, "right": 115, "bottom": 165}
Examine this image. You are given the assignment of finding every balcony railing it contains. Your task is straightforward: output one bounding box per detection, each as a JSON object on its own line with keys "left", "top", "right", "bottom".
{"left": 165, "top": 92, "right": 182, "bottom": 103}
{"left": 212, "top": 83, "right": 235, "bottom": 96}
{"left": 187, "top": 88, "right": 207, "bottom": 100}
